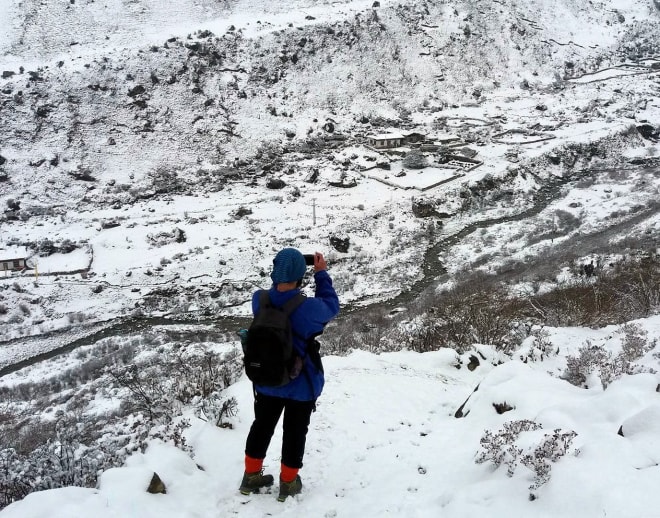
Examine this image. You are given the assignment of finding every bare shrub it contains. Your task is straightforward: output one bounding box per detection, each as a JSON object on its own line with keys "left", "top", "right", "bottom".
{"left": 528, "top": 283, "right": 618, "bottom": 327}
{"left": 0, "top": 413, "right": 191, "bottom": 509}
{"left": 563, "top": 341, "right": 611, "bottom": 387}
{"left": 619, "top": 322, "right": 654, "bottom": 361}
{"left": 0, "top": 343, "right": 242, "bottom": 509}
{"left": 198, "top": 395, "right": 238, "bottom": 428}
{"left": 407, "top": 274, "right": 527, "bottom": 353}
{"left": 609, "top": 256, "right": 660, "bottom": 317}
{"left": 476, "top": 419, "right": 577, "bottom": 496}
{"left": 563, "top": 325, "right": 655, "bottom": 389}
{"left": 553, "top": 209, "right": 582, "bottom": 233}
{"left": 520, "top": 327, "right": 558, "bottom": 363}
{"left": 109, "top": 348, "right": 242, "bottom": 422}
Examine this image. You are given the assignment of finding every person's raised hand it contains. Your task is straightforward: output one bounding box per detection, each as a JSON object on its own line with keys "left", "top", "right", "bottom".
{"left": 314, "top": 252, "right": 327, "bottom": 272}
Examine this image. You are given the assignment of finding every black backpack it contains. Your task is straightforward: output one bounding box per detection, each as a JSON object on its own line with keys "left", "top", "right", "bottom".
{"left": 243, "top": 291, "right": 306, "bottom": 387}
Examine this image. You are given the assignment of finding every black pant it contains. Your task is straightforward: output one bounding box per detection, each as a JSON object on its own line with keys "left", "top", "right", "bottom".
{"left": 245, "top": 393, "right": 316, "bottom": 469}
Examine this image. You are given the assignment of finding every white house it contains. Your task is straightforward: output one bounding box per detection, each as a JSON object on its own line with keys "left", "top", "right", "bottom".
{"left": 0, "top": 257, "right": 27, "bottom": 272}
{"left": 367, "top": 130, "right": 428, "bottom": 149}
{"left": 367, "top": 133, "right": 405, "bottom": 149}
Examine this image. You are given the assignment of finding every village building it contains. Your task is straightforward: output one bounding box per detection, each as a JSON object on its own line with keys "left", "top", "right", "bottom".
{"left": 0, "top": 257, "right": 27, "bottom": 273}
{"left": 366, "top": 130, "right": 428, "bottom": 149}
{"left": 403, "top": 131, "right": 426, "bottom": 143}
{"left": 434, "top": 133, "right": 462, "bottom": 146}
{"left": 367, "top": 133, "right": 405, "bottom": 149}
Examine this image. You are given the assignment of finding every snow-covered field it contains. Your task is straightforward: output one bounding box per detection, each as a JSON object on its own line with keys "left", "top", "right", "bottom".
{"left": 2, "top": 315, "right": 660, "bottom": 517}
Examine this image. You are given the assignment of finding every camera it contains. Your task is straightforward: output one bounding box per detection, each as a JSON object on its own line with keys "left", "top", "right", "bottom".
{"left": 303, "top": 254, "right": 315, "bottom": 266}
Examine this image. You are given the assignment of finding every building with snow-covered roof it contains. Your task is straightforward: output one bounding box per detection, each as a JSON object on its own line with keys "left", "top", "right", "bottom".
{"left": 0, "top": 257, "right": 27, "bottom": 273}
{"left": 367, "top": 133, "right": 405, "bottom": 149}
{"left": 367, "top": 129, "right": 429, "bottom": 149}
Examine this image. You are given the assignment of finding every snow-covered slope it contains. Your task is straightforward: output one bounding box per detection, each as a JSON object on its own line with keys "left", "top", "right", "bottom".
{"left": 2, "top": 315, "right": 660, "bottom": 517}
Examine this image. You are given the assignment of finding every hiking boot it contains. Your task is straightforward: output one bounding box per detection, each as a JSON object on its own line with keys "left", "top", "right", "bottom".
{"left": 239, "top": 470, "right": 274, "bottom": 495}
{"left": 277, "top": 475, "right": 302, "bottom": 502}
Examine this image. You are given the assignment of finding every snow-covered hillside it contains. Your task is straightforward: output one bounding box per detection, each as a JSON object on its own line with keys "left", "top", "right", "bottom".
{"left": 1, "top": 0, "right": 658, "bottom": 350}
{"left": 2, "top": 315, "right": 660, "bottom": 517}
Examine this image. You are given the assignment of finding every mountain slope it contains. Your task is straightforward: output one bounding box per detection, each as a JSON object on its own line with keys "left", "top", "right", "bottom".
{"left": 2, "top": 315, "right": 660, "bottom": 517}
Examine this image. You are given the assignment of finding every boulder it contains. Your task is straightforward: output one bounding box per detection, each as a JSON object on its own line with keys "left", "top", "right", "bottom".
{"left": 467, "top": 354, "right": 480, "bottom": 371}
{"left": 266, "top": 178, "right": 286, "bottom": 189}
{"left": 637, "top": 124, "right": 659, "bottom": 142}
{"left": 127, "top": 85, "right": 146, "bottom": 97}
{"left": 305, "top": 169, "right": 319, "bottom": 183}
{"left": 232, "top": 206, "right": 252, "bottom": 219}
{"left": 411, "top": 199, "right": 437, "bottom": 218}
{"left": 329, "top": 236, "right": 350, "bottom": 253}
{"left": 69, "top": 168, "right": 96, "bottom": 181}
{"left": 101, "top": 220, "right": 120, "bottom": 229}
{"left": 328, "top": 176, "right": 357, "bottom": 188}
{"left": 147, "top": 472, "right": 167, "bottom": 494}
{"left": 173, "top": 227, "right": 186, "bottom": 243}
{"left": 618, "top": 404, "right": 660, "bottom": 437}
{"left": 492, "top": 402, "right": 514, "bottom": 414}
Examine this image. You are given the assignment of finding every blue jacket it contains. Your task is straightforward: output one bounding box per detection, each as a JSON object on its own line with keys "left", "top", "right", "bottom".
{"left": 252, "top": 270, "right": 339, "bottom": 401}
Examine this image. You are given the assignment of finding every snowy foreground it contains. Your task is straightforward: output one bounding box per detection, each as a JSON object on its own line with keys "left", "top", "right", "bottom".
{"left": 3, "top": 315, "right": 660, "bottom": 518}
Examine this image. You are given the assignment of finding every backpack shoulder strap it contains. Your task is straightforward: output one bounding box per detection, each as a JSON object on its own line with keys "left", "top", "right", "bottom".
{"left": 258, "top": 290, "right": 271, "bottom": 309}
{"left": 281, "top": 292, "right": 306, "bottom": 316}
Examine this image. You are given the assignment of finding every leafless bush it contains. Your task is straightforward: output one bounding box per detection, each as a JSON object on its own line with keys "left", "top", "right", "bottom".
{"left": 109, "top": 348, "right": 243, "bottom": 422}
{"left": 563, "top": 341, "right": 611, "bottom": 387}
{"left": 110, "top": 364, "right": 173, "bottom": 422}
{"left": 529, "top": 254, "right": 659, "bottom": 326}
{"left": 0, "top": 343, "right": 242, "bottom": 509}
{"left": 553, "top": 209, "right": 582, "bottom": 233}
{"left": 0, "top": 412, "right": 194, "bottom": 509}
{"left": 476, "top": 419, "right": 577, "bottom": 497}
{"left": 520, "top": 429, "right": 578, "bottom": 493}
{"left": 563, "top": 324, "right": 655, "bottom": 389}
{"left": 407, "top": 275, "right": 527, "bottom": 353}
{"left": 519, "top": 327, "right": 558, "bottom": 363}
{"left": 528, "top": 283, "right": 617, "bottom": 327}
{"left": 198, "top": 395, "right": 238, "bottom": 428}
{"left": 609, "top": 256, "right": 660, "bottom": 317}
{"left": 619, "top": 323, "right": 654, "bottom": 361}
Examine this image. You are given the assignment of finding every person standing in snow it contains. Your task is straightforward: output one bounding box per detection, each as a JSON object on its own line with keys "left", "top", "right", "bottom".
{"left": 239, "top": 248, "right": 340, "bottom": 501}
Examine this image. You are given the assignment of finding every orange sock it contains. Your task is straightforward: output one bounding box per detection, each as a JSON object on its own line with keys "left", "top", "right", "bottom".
{"left": 245, "top": 455, "right": 263, "bottom": 474}
{"left": 280, "top": 463, "right": 299, "bottom": 483}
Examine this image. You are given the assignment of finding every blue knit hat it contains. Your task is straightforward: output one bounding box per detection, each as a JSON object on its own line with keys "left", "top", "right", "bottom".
{"left": 271, "top": 248, "right": 307, "bottom": 284}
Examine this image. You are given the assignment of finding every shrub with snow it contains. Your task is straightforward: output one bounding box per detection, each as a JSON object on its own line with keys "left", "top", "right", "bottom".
{"left": 476, "top": 419, "right": 578, "bottom": 496}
